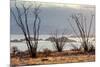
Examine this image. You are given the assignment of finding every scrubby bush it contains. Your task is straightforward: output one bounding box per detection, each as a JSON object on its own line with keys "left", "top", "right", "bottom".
{"left": 50, "top": 30, "right": 66, "bottom": 52}
{"left": 11, "top": 46, "right": 19, "bottom": 57}
{"left": 88, "top": 44, "right": 95, "bottom": 53}
{"left": 80, "top": 42, "right": 95, "bottom": 53}
{"left": 43, "top": 48, "right": 51, "bottom": 57}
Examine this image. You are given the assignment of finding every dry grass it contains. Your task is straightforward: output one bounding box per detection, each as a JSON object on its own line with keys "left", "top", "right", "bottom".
{"left": 11, "top": 50, "right": 95, "bottom": 66}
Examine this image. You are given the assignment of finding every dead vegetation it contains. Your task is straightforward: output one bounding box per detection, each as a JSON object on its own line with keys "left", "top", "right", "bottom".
{"left": 68, "top": 13, "right": 95, "bottom": 53}
{"left": 11, "top": 50, "right": 95, "bottom": 66}
{"left": 11, "top": 1, "right": 41, "bottom": 58}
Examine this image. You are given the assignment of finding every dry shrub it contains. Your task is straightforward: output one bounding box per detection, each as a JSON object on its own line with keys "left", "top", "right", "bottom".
{"left": 80, "top": 42, "right": 95, "bottom": 53}
{"left": 43, "top": 48, "right": 52, "bottom": 57}
{"left": 11, "top": 46, "right": 19, "bottom": 57}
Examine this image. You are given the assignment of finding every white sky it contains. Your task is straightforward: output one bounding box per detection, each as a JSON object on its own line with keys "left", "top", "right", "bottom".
{"left": 11, "top": 0, "right": 95, "bottom": 5}
{"left": 11, "top": 0, "right": 95, "bottom": 10}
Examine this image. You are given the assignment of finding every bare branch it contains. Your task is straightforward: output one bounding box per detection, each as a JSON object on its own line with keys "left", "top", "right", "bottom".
{"left": 11, "top": 1, "right": 41, "bottom": 58}
{"left": 70, "top": 13, "right": 95, "bottom": 52}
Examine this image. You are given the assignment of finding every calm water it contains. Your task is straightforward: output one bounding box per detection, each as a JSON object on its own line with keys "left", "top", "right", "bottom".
{"left": 10, "top": 35, "right": 95, "bottom": 52}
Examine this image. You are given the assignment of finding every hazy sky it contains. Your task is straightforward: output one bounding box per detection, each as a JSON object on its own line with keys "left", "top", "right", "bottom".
{"left": 10, "top": 1, "right": 95, "bottom": 35}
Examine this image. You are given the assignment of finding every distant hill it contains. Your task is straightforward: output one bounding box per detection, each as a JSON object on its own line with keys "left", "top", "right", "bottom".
{"left": 45, "top": 36, "right": 76, "bottom": 42}
{"left": 10, "top": 37, "right": 43, "bottom": 42}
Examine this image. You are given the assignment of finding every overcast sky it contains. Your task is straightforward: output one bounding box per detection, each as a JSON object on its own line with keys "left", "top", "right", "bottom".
{"left": 10, "top": 1, "right": 95, "bottom": 35}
